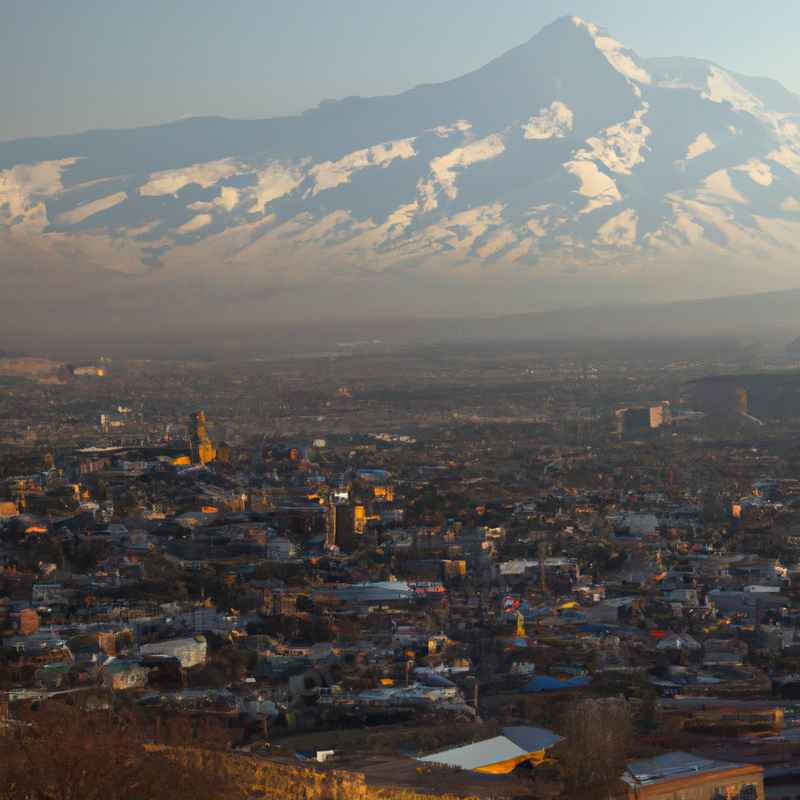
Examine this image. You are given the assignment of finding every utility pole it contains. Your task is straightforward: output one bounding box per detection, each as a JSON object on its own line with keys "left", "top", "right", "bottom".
{"left": 538, "top": 540, "right": 548, "bottom": 595}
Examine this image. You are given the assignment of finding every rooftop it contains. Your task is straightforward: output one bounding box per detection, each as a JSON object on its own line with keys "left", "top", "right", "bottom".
{"left": 624, "top": 752, "right": 759, "bottom": 787}
{"left": 419, "top": 726, "right": 562, "bottom": 771}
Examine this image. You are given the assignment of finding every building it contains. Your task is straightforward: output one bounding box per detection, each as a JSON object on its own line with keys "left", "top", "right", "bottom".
{"left": 357, "top": 468, "right": 390, "bottom": 483}
{"left": 261, "top": 588, "right": 302, "bottom": 617}
{"left": 613, "top": 512, "right": 660, "bottom": 538}
{"left": 691, "top": 379, "right": 749, "bottom": 417}
{"left": 101, "top": 660, "right": 149, "bottom": 690}
{"left": 419, "top": 726, "right": 562, "bottom": 774}
{"left": 621, "top": 752, "right": 763, "bottom": 800}
{"left": 97, "top": 631, "right": 118, "bottom": 655}
{"left": 326, "top": 503, "right": 364, "bottom": 552}
{"left": 650, "top": 403, "right": 667, "bottom": 429}
{"left": 656, "top": 632, "right": 702, "bottom": 653}
{"left": 498, "top": 557, "right": 580, "bottom": 586}
{"left": 707, "top": 589, "right": 788, "bottom": 622}
{"left": 189, "top": 411, "right": 216, "bottom": 465}
{"left": 18, "top": 608, "right": 39, "bottom": 636}
{"left": 266, "top": 536, "right": 296, "bottom": 561}
{"left": 31, "top": 584, "right": 67, "bottom": 606}
{"left": 330, "top": 581, "right": 416, "bottom": 605}
{"left": 72, "top": 365, "right": 106, "bottom": 377}
{"left": 617, "top": 403, "right": 670, "bottom": 437}
{"left": 215, "top": 441, "right": 232, "bottom": 464}
{"left": 373, "top": 485, "right": 395, "bottom": 502}
{"left": 139, "top": 635, "right": 207, "bottom": 668}
{"left": 354, "top": 504, "right": 367, "bottom": 535}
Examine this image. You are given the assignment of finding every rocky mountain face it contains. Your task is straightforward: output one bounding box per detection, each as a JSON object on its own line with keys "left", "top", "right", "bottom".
{"left": 3, "top": 16, "right": 800, "bottom": 332}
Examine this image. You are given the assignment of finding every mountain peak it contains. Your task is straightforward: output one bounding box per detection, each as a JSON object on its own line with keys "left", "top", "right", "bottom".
{"left": 567, "top": 15, "right": 599, "bottom": 32}
{"left": 539, "top": 14, "right": 598, "bottom": 31}
{"left": 571, "top": 17, "right": 651, "bottom": 85}
{"left": 528, "top": 15, "right": 650, "bottom": 88}
{"left": 532, "top": 14, "right": 601, "bottom": 42}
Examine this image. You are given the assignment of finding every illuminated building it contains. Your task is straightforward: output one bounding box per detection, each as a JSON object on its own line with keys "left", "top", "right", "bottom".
{"left": 373, "top": 485, "right": 395, "bottom": 502}
{"left": 189, "top": 410, "right": 216, "bottom": 465}
{"left": 616, "top": 402, "right": 671, "bottom": 437}
{"left": 0, "top": 501, "right": 19, "bottom": 520}
{"left": 326, "top": 503, "right": 366, "bottom": 552}
{"left": 73, "top": 366, "right": 106, "bottom": 377}
{"left": 354, "top": 504, "right": 367, "bottom": 535}
{"left": 18, "top": 608, "right": 39, "bottom": 636}
{"left": 419, "top": 726, "right": 563, "bottom": 774}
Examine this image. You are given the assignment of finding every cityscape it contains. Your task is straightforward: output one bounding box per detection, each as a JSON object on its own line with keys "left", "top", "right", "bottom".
{"left": 1, "top": 337, "right": 800, "bottom": 798}
{"left": 5, "top": 2, "right": 800, "bottom": 798}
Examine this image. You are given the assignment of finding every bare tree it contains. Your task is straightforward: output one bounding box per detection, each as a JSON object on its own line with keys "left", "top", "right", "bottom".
{"left": 558, "top": 697, "right": 632, "bottom": 799}
{"left": 0, "top": 703, "right": 244, "bottom": 800}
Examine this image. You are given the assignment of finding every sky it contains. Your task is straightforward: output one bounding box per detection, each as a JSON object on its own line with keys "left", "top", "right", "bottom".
{"left": 2, "top": 0, "right": 799, "bottom": 142}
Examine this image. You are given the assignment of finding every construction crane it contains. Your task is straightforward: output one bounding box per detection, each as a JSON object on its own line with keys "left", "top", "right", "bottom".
{"left": 515, "top": 610, "right": 526, "bottom": 639}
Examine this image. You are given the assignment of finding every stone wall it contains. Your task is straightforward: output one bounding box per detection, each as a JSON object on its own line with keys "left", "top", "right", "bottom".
{"left": 153, "top": 746, "right": 480, "bottom": 800}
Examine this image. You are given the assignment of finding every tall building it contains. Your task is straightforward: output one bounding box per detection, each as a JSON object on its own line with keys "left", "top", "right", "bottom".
{"left": 691, "top": 378, "right": 749, "bottom": 417}
{"left": 354, "top": 504, "right": 367, "bottom": 535}
{"left": 616, "top": 402, "right": 670, "bottom": 437}
{"left": 189, "top": 411, "right": 216, "bottom": 465}
{"left": 326, "top": 503, "right": 365, "bottom": 552}
{"left": 648, "top": 403, "right": 669, "bottom": 428}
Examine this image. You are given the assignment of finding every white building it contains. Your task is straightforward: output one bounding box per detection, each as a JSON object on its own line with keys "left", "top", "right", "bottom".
{"left": 140, "top": 635, "right": 207, "bottom": 668}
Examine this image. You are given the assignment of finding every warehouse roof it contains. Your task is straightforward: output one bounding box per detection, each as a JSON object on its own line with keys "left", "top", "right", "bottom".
{"left": 419, "top": 726, "right": 562, "bottom": 771}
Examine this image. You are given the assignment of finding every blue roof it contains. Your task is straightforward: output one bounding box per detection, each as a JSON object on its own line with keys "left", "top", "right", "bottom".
{"left": 575, "top": 623, "right": 618, "bottom": 634}
{"left": 523, "top": 675, "right": 591, "bottom": 693}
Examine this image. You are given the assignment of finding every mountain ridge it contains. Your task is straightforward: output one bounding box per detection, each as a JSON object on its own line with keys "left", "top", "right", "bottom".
{"left": 2, "top": 16, "right": 800, "bottom": 337}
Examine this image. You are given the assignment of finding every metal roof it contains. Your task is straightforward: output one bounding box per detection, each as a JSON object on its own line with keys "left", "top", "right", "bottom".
{"left": 624, "top": 752, "right": 753, "bottom": 787}
{"left": 501, "top": 726, "right": 563, "bottom": 753}
{"left": 419, "top": 726, "right": 562, "bottom": 771}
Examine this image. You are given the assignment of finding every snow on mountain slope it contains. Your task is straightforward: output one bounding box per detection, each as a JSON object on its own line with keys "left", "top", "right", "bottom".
{"left": 0, "top": 158, "right": 79, "bottom": 230}
{"left": 3, "top": 15, "right": 800, "bottom": 316}
{"left": 574, "top": 105, "right": 651, "bottom": 175}
{"left": 684, "top": 132, "right": 716, "bottom": 161}
{"left": 522, "top": 102, "right": 574, "bottom": 140}
{"left": 564, "top": 161, "right": 622, "bottom": 215}
{"left": 308, "top": 138, "right": 417, "bottom": 196}
{"left": 571, "top": 17, "right": 652, "bottom": 88}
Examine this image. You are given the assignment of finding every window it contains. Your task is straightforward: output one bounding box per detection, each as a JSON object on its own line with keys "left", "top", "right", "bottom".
{"left": 715, "top": 786, "right": 759, "bottom": 800}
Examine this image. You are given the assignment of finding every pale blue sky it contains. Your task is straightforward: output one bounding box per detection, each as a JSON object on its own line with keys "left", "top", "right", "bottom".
{"left": 2, "top": 0, "right": 797, "bottom": 141}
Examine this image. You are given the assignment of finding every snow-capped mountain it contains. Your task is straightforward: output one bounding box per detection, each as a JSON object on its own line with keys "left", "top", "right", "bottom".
{"left": 3, "top": 16, "right": 800, "bottom": 324}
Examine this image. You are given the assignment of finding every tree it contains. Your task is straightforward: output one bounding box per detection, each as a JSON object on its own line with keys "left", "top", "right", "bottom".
{"left": 636, "top": 689, "right": 659, "bottom": 733}
{"left": 71, "top": 539, "right": 111, "bottom": 573}
{"left": 558, "top": 697, "right": 633, "bottom": 800}
{"left": 0, "top": 703, "right": 244, "bottom": 800}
